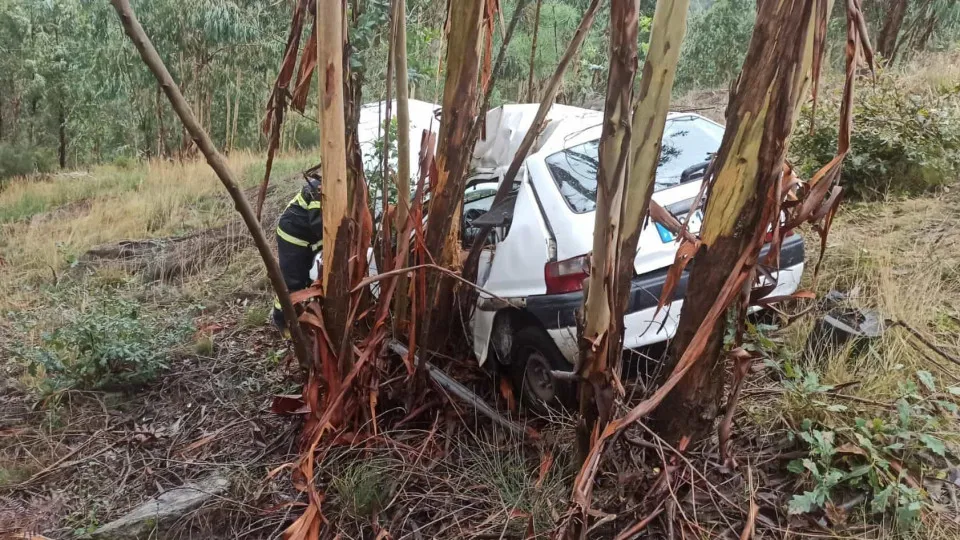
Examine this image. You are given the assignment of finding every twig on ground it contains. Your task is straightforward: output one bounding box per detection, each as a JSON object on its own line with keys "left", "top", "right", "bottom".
{"left": 614, "top": 503, "right": 664, "bottom": 540}
{"left": 740, "top": 464, "right": 758, "bottom": 540}
{"left": 890, "top": 319, "right": 960, "bottom": 367}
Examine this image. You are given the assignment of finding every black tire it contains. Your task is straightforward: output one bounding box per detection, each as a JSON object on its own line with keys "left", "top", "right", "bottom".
{"left": 509, "top": 325, "right": 575, "bottom": 414}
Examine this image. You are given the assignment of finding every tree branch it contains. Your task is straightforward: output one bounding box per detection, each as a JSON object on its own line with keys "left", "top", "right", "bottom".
{"left": 108, "top": 0, "right": 311, "bottom": 370}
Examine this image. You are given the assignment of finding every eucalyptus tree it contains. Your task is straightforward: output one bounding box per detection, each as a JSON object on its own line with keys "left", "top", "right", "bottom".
{"left": 0, "top": 0, "right": 289, "bottom": 173}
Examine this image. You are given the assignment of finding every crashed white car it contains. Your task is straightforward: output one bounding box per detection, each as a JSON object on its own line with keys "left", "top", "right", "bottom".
{"left": 320, "top": 102, "right": 805, "bottom": 407}
{"left": 460, "top": 105, "right": 805, "bottom": 406}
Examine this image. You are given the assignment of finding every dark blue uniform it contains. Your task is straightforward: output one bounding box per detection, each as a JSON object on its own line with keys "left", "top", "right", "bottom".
{"left": 273, "top": 176, "right": 323, "bottom": 330}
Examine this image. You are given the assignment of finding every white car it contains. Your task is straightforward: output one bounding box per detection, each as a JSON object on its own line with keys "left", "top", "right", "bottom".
{"left": 464, "top": 105, "right": 804, "bottom": 407}
{"left": 319, "top": 103, "right": 805, "bottom": 408}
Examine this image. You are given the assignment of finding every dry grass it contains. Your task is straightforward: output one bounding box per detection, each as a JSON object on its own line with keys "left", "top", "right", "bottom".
{"left": 801, "top": 190, "right": 959, "bottom": 396}
{"left": 892, "top": 49, "right": 960, "bottom": 96}
{"left": 0, "top": 152, "right": 313, "bottom": 311}
{"left": 742, "top": 191, "right": 960, "bottom": 434}
{"left": 728, "top": 189, "right": 960, "bottom": 537}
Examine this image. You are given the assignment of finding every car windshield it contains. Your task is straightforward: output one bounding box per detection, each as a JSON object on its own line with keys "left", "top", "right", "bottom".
{"left": 544, "top": 115, "right": 724, "bottom": 213}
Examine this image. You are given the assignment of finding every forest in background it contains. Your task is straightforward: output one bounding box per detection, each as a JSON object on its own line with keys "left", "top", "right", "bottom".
{"left": 3, "top": 0, "right": 960, "bottom": 181}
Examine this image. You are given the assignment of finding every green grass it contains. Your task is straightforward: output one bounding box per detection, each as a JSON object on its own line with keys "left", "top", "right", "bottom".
{"left": 0, "top": 168, "right": 146, "bottom": 224}
{"left": 0, "top": 463, "right": 35, "bottom": 487}
{"left": 330, "top": 458, "right": 397, "bottom": 519}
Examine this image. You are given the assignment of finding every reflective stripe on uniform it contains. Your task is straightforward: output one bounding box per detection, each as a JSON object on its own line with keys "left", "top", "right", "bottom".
{"left": 276, "top": 225, "right": 310, "bottom": 247}
{"left": 310, "top": 238, "right": 323, "bottom": 251}
{"left": 274, "top": 297, "right": 282, "bottom": 309}
{"left": 289, "top": 193, "right": 322, "bottom": 211}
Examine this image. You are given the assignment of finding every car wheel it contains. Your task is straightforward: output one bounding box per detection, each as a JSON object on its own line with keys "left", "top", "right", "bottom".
{"left": 509, "top": 326, "right": 575, "bottom": 415}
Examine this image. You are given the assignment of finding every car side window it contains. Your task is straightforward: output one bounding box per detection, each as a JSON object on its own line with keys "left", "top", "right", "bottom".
{"left": 462, "top": 180, "right": 499, "bottom": 246}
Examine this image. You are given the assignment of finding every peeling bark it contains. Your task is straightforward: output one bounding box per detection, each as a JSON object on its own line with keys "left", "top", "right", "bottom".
{"left": 653, "top": 0, "right": 831, "bottom": 444}
{"left": 577, "top": 0, "right": 640, "bottom": 462}
{"left": 611, "top": 0, "right": 690, "bottom": 371}
{"left": 316, "top": 0, "right": 353, "bottom": 363}
{"left": 420, "top": 0, "right": 485, "bottom": 360}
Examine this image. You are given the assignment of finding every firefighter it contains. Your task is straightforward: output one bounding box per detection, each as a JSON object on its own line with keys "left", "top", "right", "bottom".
{"left": 272, "top": 172, "right": 323, "bottom": 335}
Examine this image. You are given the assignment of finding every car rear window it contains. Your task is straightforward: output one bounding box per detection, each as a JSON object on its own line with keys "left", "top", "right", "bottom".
{"left": 544, "top": 116, "right": 724, "bottom": 213}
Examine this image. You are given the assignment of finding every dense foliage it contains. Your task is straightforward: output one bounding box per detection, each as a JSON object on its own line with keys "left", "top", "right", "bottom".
{"left": 792, "top": 72, "right": 960, "bottom": 199}
{"left": 0, "top": 0, "right": 290, "bottom": 175}
{"left": 674, "top": 0, "right": 754, "bottom": 91}
{"left": 2, "top": 0, "right": 960, "bottom": 182}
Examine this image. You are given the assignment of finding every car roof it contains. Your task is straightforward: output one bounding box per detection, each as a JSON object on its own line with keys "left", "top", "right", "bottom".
{"left": 472, "top": 104, "right": 705, "bottom": 170}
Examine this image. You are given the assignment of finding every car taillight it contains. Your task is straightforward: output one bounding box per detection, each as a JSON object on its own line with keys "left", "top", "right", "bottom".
{"left": 764, "top": 228, "right": 796, "bottom": 243}
{"left": 544, "top": 254, "right": 591, "bottom": 294}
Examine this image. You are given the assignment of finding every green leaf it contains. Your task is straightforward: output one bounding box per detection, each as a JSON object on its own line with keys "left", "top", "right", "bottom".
{"left": 897, "top": 399, "right": 912, "bottom": 429}
{"left": 935, "top": 400, "right": 959, "bottom": 413}
{"left": 870, "top": 484, "right": 893, "bottom": 514}
{"left": 788, "top": 491, "right": 821, "bottom": 514}
{"left": 786, "top": 459, "right": 806, "bottom": 474}
{"left": 842, "top": 465, "right": 873, "bottom": 481}
{"left": 802, "top": 458, "right": 819, "bottom": 474}
{"left": 917, "top": 370, "right": 937, "bottom": 393}
{"left": 947, "top": 386, "right": 960, "bottom": 396}
{"left": 896, "top": 500, "right": 923, "bottom": 528}
{"left": 919, "top": 433, "right": 946, "bottom": 456}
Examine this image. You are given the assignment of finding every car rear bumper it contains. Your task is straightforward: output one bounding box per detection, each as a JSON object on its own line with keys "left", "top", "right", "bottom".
{"left": 529, "top": 234, "right": 806, "bottom": 363}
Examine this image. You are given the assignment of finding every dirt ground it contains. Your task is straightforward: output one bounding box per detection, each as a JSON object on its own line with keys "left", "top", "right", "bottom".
{"left": 2, "top": 157, "right": 960, "bottom": 538}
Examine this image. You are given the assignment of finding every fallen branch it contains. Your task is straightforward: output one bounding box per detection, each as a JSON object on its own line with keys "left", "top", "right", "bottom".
{"left": 387, "top": 340, "right": 538, "bottom": 441}
{"left": 889, "top": 319, "right": 960, "bottom": 368}
{"left": 108, "top": 0, "right": 310, "bottom": 370}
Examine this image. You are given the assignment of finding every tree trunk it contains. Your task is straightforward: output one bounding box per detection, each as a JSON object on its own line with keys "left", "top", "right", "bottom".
{"left": 58, "top": 104, "right": 67, "bottom": 169}
{"left": 653, "top": 0, "right": 830, "bottom": 444}
{"left": 393, "top": 0, "right": 412, "bottom": 324}
{"left": 316, "top": 0, "right": 353, "bottom": 365}
{"left": 231, "top": 70, "right": 241, "bottom": 152}
{"left": 526, "top": 0, "right": 543, "bottom": 103}
{"left": 224, "top": 85, "right": 231, "bottom": 153}
{"left": 876, "top": 0, "right": 907, "bottom": 61}
{"left": 156, "top": 84, "right": 165, "bottom": 158}
{"left": 577, "top": 0, "right": 640, "bottom": 461}
{"left": 611, "top": 0, "right": 690, "bottom": 370}
{"left": 420, "top": 0, "right": 485, "bottom": 359}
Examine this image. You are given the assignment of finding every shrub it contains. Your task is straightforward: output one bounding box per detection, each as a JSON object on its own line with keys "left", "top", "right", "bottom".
{"left": 110, "top": 155, "right": 137, "bottom": 170}
{"left": 24, "top": 299, "right": 191, "bottom": 391}
{"left": 782, "top": 365, "right": 955, "bottom": 529}
{"left": 792, "top": 73, "right": 960, "bottom": 199}
{"left": 0, "top": 143, "right": 55, "bottom": 181}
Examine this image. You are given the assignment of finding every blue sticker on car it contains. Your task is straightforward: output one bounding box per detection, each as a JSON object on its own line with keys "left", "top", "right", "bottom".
{"left": 656, "top": 209, "right": 703, "bottom": 243}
